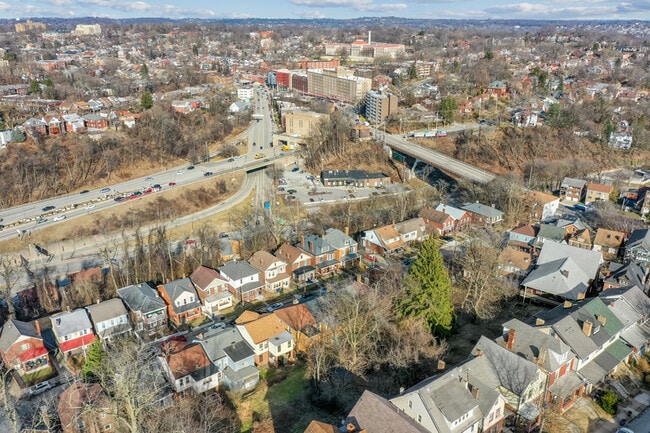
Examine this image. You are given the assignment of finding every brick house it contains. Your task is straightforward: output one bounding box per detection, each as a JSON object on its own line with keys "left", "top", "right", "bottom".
{"left": 274, "top": 242, "right": 316, "bottom": 282}
{"left": 584, "top": 183, "right": 613, "bottom": 205}
{"left": 560, "top": 178, "right": 586, "bottom": 202}
{"left": 0, "top": 319, "right": 50, "bottom": 379}
{"left": 157, "top": 278, "right": 203, "bottom": 326}
{"left": 248, "top": 251, "right": 291, "bottom": 293}
{"left": 419, "top": 207, "right": 455, "bottom": 235}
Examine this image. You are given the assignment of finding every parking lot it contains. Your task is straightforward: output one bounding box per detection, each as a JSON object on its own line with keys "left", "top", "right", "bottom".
{"left": 275, "top": 161, "right": 404, "bottom": 207}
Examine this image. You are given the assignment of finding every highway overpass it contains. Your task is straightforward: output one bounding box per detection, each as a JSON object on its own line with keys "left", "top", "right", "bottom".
{"left": 378, "top": 131, "right": 496, "bottom": 184}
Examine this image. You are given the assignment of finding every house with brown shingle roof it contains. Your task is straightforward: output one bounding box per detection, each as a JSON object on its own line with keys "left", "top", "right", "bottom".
{"left": 190, "top": 265, "right": 233, "bottom": 314}
{"left": 58, "top": 383, "right": 116, "bottom": 433}
{"left": 248, "top": 251, "right": 291, "bottom": 293}
{"left": 526, "top": 191, "right": 560, "bottom": 221}
{"left": 303, "top": 420, "right": 342, "bottom": 433}
{"left": 274, "top": 304, "right": 320, "bottom": 353}
{"left": 568, "top": 229, "right": 593, "bottom": 250}
{"left": 419, "top": 207, "right": 455, "bottom": 235}
{"left": 158, "top": 341, "right": 220, "bottom": 393}
{"left": 394, "top": 217, "right": 428, "bottom": 244}
{"left": 362, "top": 224, "right": 405, "bottom": 254}
{"left": 498, "top": 246, "right": 533, "bottom": 278}
{"left": 236, "top": 313, "right": 294, "bottom": 366}
{"left": 593, "top": 228, "right": 625, "bottom": 259}
{"left": 275, "top": 242, "right": 316, "bottom": 282}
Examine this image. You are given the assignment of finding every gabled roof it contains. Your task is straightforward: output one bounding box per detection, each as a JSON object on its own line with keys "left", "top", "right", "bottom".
{"left": 561, "top": 177, "right": 586, "bottom": 189}
{"left": 218, "top": 260, "right": 260, "bottom": 281}
{"left": 299, "top": 234, "right": 335, "bottom": 256}
{"left": 599, "top": 285, "right": 650, "bottom": 328}
{"left": 586, "top": 182, "right": 613, "bottom": 193}
{"left": 394, "top": 217, "right": 426, "bottom": 235}
{"left": 510, "top": 224, "right": 537, "bottom": 238}
{"left": 198, "top": 327, "right": 255, "bottom": 364}
{"left": 435, "top": 204, "right": 467, "bottom": 221}
{"left": 462, "top": 202, "right": 504, "bottom": 219}
{"left": 522, "top": 257, "right": 590, "bottom": 300}
{"left": 470, "top": 336, "right": 542, "bottom": 396}
{"left": 536, "top": 241, "right": 602, "bottom": 280}
{"left": 273, "top": 304, "right": 318, "bottom": 333}
{"left": 190, "top": 265, "right": 227, "bottom": 291}
{"left": 117, "top": 282, "right": 166, "bottom": 315}
{"left": 50, "top": 309, "right": 93, "bottom": 336}
{"left": 58, "top": 383, "right": 109, "bottom": 430}
{"left": 498, "top": 318, "right": 572, "bottom": 372}
{"left": 537, "top": 224, "right": 566, "bottom": 242}
{"left": 527, "top": 191, "right": 559, "bottom": 205}
{"left": 626, "top": 228, "right": 650, "bottom": 251}
{"left": 604, "top": 262, "right": 646, "bottom": 288}
{"left": 373, "top": 225, "right": 405, "bottom": 251}
{"left": 323, "top": 227, "right": 357, "bottom": 250}
{"left": 165, "top": 342, "right": 216, "bottom": 380}
{"left": 349, "top": 390, "right": 430, "bottom": 433}
{"left": 304, "top": 421, "right": 340, "bottom": 433}
{"left": 0, "top": 319, "right": 41, "bottom": 353}
{"left": 239, "top": 313, "right": 289, "bottom": 344}
{"left": 249, "top": 250, "right": 283, "bottom": 272}
{"left": 420, "top": 207, "right": 452, "bottom": 225}
{"left": 275, "top": 242, "right": 312, "bottom": 264}
{"left": 556, "top": 217, "right": 591, "bottom": 232}
{"left": 85, "top": 298, "right": 128, "bottom": 324}
{"left": 158, "top": 278, "right": 201, "bottom": 315}
{"left": 594, "top": 228, "right": 625, "bottom": 249}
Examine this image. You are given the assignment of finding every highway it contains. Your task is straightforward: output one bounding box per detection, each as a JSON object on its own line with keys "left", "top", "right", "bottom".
{"left": 0, "top": 88, "right": 279, "bottom": 243}
{"left": 376, "top": 129, "right": 496, "bottom": 184}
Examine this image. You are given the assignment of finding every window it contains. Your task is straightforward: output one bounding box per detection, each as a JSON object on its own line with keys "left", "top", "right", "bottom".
{"left": 19, "top": 343, "right": 30, "bottom": 351}
{"left": 417, "top": 415, "right": 422, "bottom": 423}
{"left": 408, "top": 400, "right": 412, "bottom": 409}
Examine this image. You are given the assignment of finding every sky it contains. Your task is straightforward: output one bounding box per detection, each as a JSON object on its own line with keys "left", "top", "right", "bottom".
{"left": 1, "top": 0, "right": 649, "bottom": 21}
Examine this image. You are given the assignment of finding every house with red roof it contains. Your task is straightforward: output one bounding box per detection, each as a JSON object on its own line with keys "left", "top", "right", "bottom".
{"left": 190, "top": 265, "right": 234, "bottom": 315}
{"left": 0, "top": 319, "right": 50, "bottom": 379}
{"left": 50, "top": 309, "right": 96, "bottom": 355}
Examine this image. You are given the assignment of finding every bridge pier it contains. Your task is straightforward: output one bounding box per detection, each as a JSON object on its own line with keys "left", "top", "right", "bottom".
{"left": 411, "top": 158, "right": 420, "bottom": 171}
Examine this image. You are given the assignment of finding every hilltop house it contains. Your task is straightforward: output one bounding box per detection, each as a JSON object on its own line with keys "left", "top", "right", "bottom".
{"left": 190, "top": 265, "right": 234, "bottom": 315}
{"left": 157, "top": 278, "right": 203, "bottom": 326}
{"left": 50, "top": 309, "right": 96, "bottom": 356}
{"left": 217, "top": 260, "right": 263, "bottom": 303}
{"left": 0, "top": 319, "right": 50, "bottom": 379}
{"left": 85, "top": 298, "right": 132, "bottom": 342}
{"left": 117, "top": 283, "right": 167, "bottom": 334}
{"left": 248, "top": 251, "right": 291, "bottom": 293}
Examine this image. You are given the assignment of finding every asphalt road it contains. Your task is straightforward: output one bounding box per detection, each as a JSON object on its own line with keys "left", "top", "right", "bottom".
{"left": 376, "top": 128, "right": 496, "bottom": 184}
{"left": 0, "top": 89, "right": 279, "bottom": 243}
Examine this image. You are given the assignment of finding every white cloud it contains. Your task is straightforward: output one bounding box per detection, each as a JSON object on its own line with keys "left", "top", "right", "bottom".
{"left": 483, "top": 2, "right": 617, "bottom": 18}
{"left": 0, "top": 1, "right": 11, "bottom": 10}
{"left": 358, "top": 3, "right": 408, "bottom": 11}
{"left": 294, "top": 9, "right": 327, "bottom": 18}
{"left": 290, "top": 0, "right": 372, "bottom": 7}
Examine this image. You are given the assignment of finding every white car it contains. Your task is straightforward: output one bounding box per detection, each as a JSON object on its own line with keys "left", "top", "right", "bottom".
{"left": 176, "top": 170, "right": 184, "bottom": 175}
{"left": 85, "top": 204, "right": 96, "bottom": 210}
{"left": 28, "top": 381, "right": 52, "bottom": 396}
{"left": 53, "top": 215, "right": 66, "bottom": 221}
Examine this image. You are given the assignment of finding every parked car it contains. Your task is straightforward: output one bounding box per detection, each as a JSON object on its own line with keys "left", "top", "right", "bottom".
{"left": 287, "top": 189, "right": 297, "bottom": 194}
{"left": 209, "top": 322, "right": 226, "bottom": 331}
{"left": 36, "top": 218, "right": 47, "bottom": 224}
{"left": 228, "top": 158, "right": 235, "bottom": 162}
{"left": 187, "top": 166, "right": 195, "bottom": 170}
{"left": 145, "top": 176, "right": 154, "bottom": 181}
{"left": 266, "top": 302, "right": 284, "bottom": 312}
{"left": 28, "top": 381, "right": 52, "bottom": 396}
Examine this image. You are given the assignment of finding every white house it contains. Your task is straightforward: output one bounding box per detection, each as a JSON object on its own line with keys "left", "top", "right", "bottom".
{"left": 85, "top": 298, "right": 132, "bottom": 341}
{"left": 248, "top": 251, "right": 291, "bottom": 293}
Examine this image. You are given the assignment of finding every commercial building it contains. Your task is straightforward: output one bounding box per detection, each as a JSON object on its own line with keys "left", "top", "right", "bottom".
{"left": 307, "top": 67, "right": 372, "bottom": 103}
{"left": 15, "top": 20, "right": 46, "bottom": 33}
{"left": 74, "top": 24, "right": 101, "bottom": 36}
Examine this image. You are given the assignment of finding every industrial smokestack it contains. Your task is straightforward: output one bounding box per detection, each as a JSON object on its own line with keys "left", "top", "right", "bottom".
{"left": 368, "top": 31, "right": 371, "bottom": 44}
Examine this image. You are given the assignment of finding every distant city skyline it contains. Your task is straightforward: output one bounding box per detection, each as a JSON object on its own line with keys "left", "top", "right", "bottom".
{"left": 2, "top": 0, "right": 649, "bottom": 21}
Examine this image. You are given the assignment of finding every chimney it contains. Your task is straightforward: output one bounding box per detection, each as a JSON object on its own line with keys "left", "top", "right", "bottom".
{"left": 474, "top": 348, "right": 482, "bottom": 357}
{"left": 506, "top": 329, "right": 516, "bottom": 350}
{"left": 399, "top": 386, "right": 405, "bottom": 394}
{"left": 577, "top": 292, "right": 586, "bottom": 300}
{"left": 347, "top": 423, "right": 356, "bottom": 433}
{"left": 470, "top": 386, "right": 480, "bottom": 400}
{"left": 560, "top": 269, "right": 569, "bottom": 278}
{"left": 437, "top": 360, "right": 446, "bottom": 371}
{"left": 535, "top": 318, "right": 546, "bottom": 326}
{"left": 344, "top": 226, "right": 349, "bottom": 236}
{"left": 597, "top": 315, "right": 607, "bottom": 326}
{"left": 356, "top": 274, "right": 362, "bottom": 283}
{"left": 368, "top": 30, "right": 371, "bottom": 44}
{"left": 582, "top": 320, "right": 593, "bottom": 337}
{"left": 34, "top": 320, "right": 41, "bottom": 336}
{"left": 563, "top": 300, "right": 573, "bottom": 309}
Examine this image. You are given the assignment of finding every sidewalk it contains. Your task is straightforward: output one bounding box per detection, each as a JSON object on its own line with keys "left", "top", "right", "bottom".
{"left": 591, "top": 391, "right": 650, "bottom": 433}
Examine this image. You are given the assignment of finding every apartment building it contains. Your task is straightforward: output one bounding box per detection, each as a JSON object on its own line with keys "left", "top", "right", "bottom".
{"left": 365, "top": 90, "right": 398, "bottom": 124}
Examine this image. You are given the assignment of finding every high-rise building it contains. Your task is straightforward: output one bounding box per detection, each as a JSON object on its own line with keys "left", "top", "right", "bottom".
{"left": 365, "top": 90, "right": 398, "bottom": 124}
{"left": 307, "top": 67, "right": 371, "bottom": 103}
{"left": 74, "top": 24, "right": 102, "bottom": 36}
{"left": 15, "top": 20, "right": 46, "bottom": 33}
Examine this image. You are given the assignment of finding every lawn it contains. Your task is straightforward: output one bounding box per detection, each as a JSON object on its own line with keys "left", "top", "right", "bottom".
{"left": 234, "top": 364, "right": 311, "bottom": 433}
{"left": 21, "top": 365, "right": 54, "bottom": 386}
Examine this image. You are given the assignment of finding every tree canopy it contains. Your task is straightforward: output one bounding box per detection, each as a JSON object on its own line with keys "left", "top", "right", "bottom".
{"left": 399, "top": 237, "right": 454, "bottom": 336}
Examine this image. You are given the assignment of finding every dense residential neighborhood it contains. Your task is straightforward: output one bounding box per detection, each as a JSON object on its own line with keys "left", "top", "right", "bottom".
{"left": 0, "top": 14, "right": 649, "bottom": 433}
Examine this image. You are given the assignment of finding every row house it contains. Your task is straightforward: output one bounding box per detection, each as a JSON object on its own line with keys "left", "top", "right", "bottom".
{"left": 236, "top": 312, "right": 294, "bottom": 366}
{"left": 600, "top": 285, "right": 650, "bottom": 356}
{"left": 0, "top": 319, "right": 50, "bottom": 379}
{"left": 323, "top": 228, "right": 360, "bottom": 268}
{"left": 190, "top": 265, "right": 234, "bottom": 315}
{"left": 85, "top": 298, "right": 132, "bottom": 342}
{"left": 50, "top": 309, "right": 96, "bottom": 356}
{"left": 436, "top": 204, "right": 472, "bottom": 230}
{"left": 218, "top": 260, "right": 264, "bottom": 303}
{"left": 592, "top": 228, "right": 625, "bottom": 260}
{"left": 498, "top": 319, "right": 583, "bottom": 414}
{"left": 249, "top": 251, "right": 291, "bottom": 293}
{"left": 298, "top": 234, "right": 339, "bottom": 277}
{"left": 83, "top": 113, "right": 109, "bottom": 130}
{"left": 117, "top": 283, "right": 168, "bottom": 335}
{"left": 58, "top": 383, "right": 116, "bottom": 433}
{"left": 533, "top": 297, "right": 629, "bottom": 390}
{"left": 274, "top": 304, "right": 322, "bottom": 353}
{"left": 274, "top": 242, "right": 316, "bottom": 282}
{"left": 157, "top": 278, "right": 203, "bottom": 327}
{"left": 362, "top": 224, "right": 405, "bottom": 254}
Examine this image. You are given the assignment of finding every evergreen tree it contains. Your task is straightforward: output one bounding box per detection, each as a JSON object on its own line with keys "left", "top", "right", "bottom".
{"left": 439, "top": 96, "right": 457, "bottom": 125}
{"left": 10, "top": 129, "right": 25, "bottom": 142}
{"left": 81, "top": 339, "right": 107, "bottom": 382}
{"left": 140, "top": 92, "right": 153, "bottom": 110}
{"left": 399, "top": 237, "right": 454, "bottom": 336}
{"left": 28, "top": 80, "right": 41, "bottom": 95}
{"left": 140, "top": 63, "right": 149, "bottom": 78}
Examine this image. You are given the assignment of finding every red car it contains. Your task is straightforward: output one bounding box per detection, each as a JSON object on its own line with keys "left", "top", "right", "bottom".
{"left": 365, "top": 254, "right": 377, "bottom": 261}
{"left": 168, "top": 182, "right": 176, "bottom": 187}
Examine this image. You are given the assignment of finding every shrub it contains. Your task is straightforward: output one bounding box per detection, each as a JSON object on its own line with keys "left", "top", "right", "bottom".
{"left": 599, "top": 389, "right": 619, "bottom": 415}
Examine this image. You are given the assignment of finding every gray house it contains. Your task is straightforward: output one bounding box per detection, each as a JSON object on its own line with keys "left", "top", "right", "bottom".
{"left": 625, "top": 229, "right": 650, "bottom": 265}
{"left": 85, "top": 298, "right": 132, "bottom": 341}
{"left": 117, "top": 283, "right": 167, "bottom": 334}
{"left": 196, "top": 327, "right": 259, "bottom": 392}
{"left": 461, "top": 202, "right": 504, "bottom": 225}
{"left": 217, "top": 260, "right": 263, "bottom": 304}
